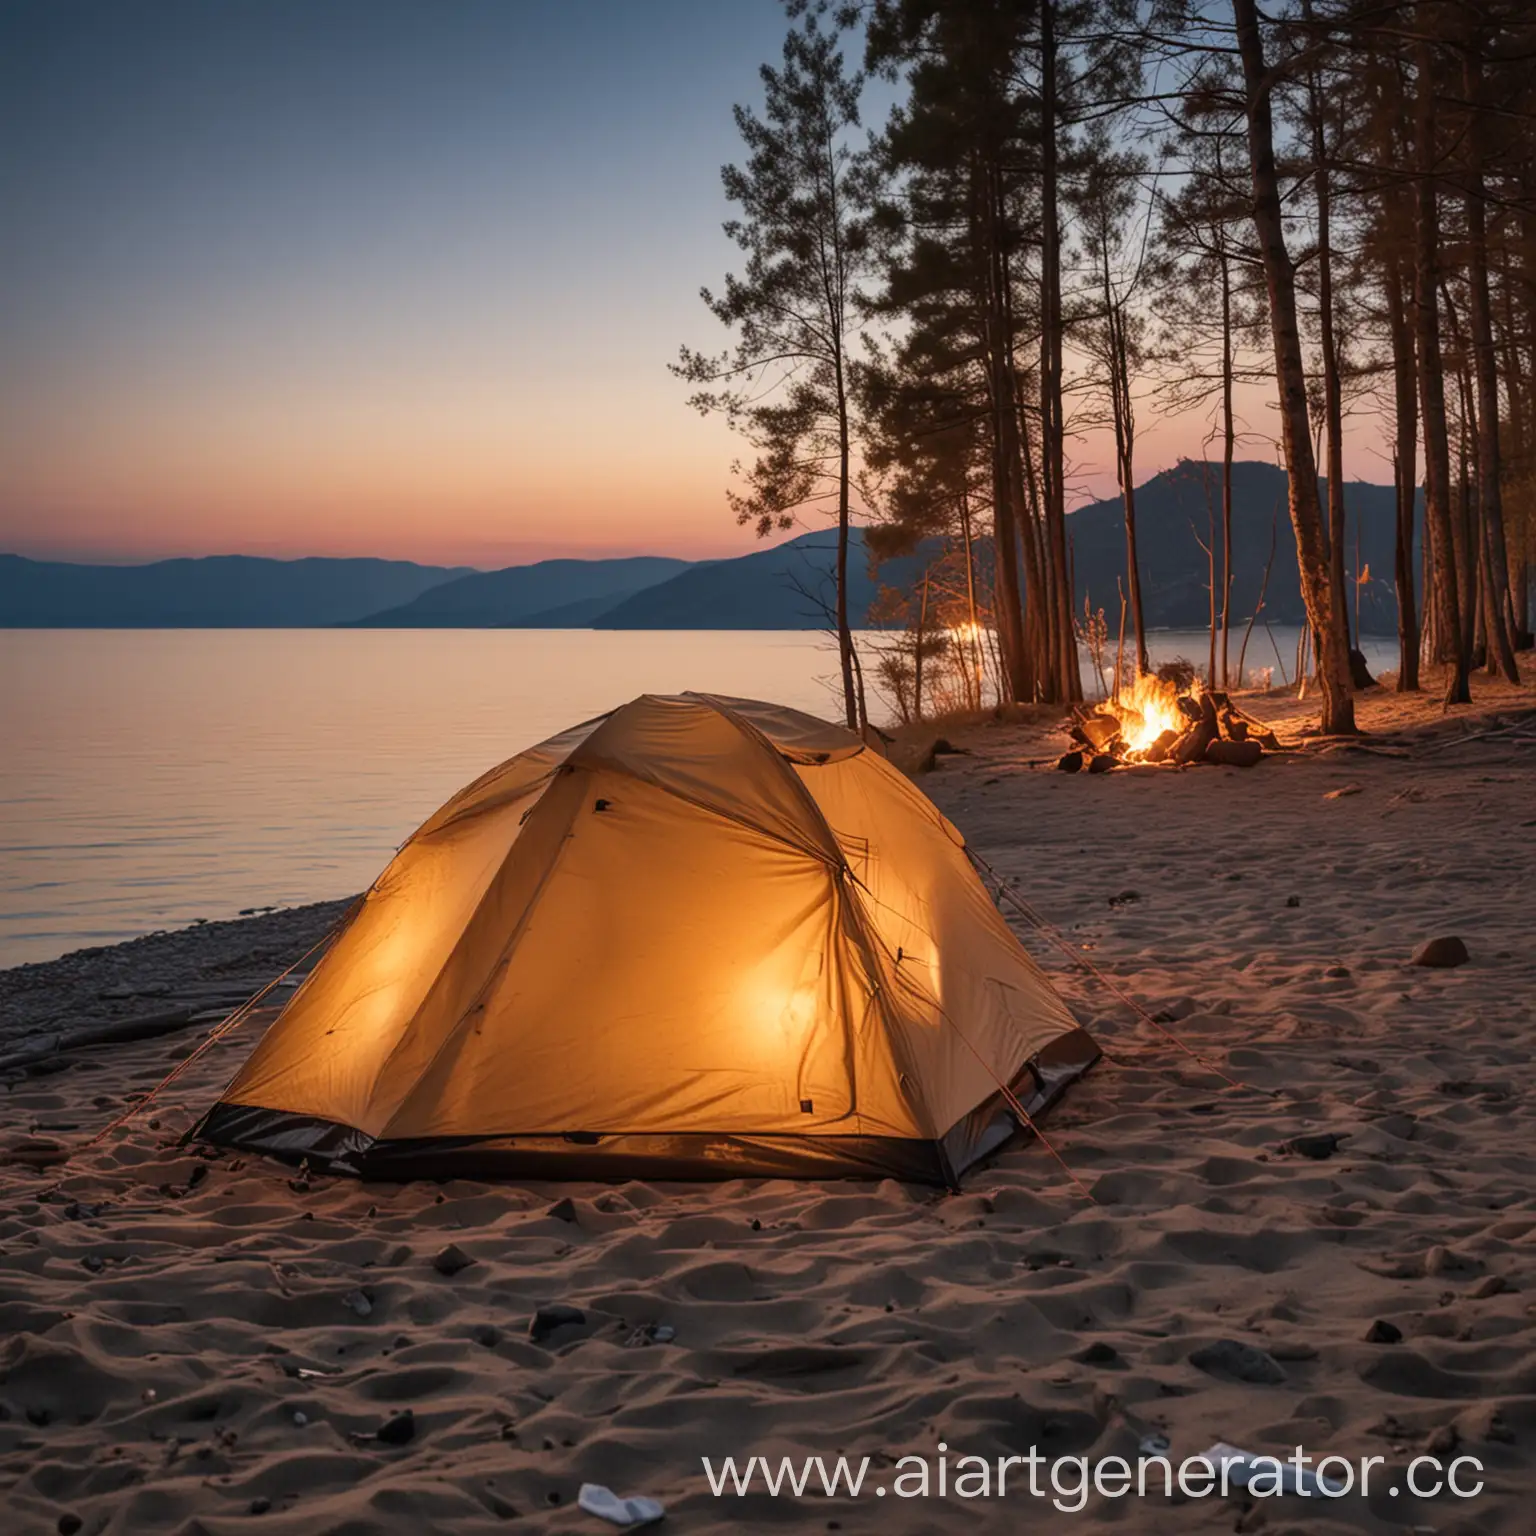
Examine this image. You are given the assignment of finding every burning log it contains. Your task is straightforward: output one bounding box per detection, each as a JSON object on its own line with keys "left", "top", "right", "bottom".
{"left": 1205, "top": 738, "right": 1264, "bottom": 768}
{"left": 1057, "top": 674, "right": 1283, "bottom": 775}
{"left": 1078, "top": 714, "right": 1122, "bottom": 752}
{"left": 1172, "top": 692, "right": 1220, "bottom": 764}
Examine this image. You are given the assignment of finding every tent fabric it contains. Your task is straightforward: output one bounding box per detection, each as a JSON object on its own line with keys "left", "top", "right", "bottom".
{"left": 195, "top": 693, "right": 1097, "bottom": 1185}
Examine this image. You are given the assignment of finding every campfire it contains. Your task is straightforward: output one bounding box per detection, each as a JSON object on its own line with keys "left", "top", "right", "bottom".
{"left": 1058, "top": 673, "right": 1282, "bottom": 773}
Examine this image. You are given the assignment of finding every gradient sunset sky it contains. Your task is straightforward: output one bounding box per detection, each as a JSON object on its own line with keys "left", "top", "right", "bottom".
{"left": 1, "top": 0, "right": 1390, "bottom": 568}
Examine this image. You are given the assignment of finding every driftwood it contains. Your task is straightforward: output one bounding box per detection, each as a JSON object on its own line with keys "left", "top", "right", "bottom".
{"left": 0, "top": 1006, "right": 207, "bottom": 1076}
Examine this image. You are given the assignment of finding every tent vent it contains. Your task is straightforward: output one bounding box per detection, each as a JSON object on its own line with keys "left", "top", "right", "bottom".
{"left": 594, "top": 798, "right": 611, "bottom": 812}
{"left": 800, "top": 1099, "right": 814, "bottom": 1114}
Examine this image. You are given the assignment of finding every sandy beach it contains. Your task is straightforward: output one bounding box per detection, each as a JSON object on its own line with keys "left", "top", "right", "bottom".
{"left": 2, "top": 677, "right": 1533, "bottom": 1535}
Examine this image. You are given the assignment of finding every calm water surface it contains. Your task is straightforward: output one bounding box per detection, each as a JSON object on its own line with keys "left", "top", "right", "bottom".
{"left": 0, "top": 626, "right": 1399, "bottom": 967}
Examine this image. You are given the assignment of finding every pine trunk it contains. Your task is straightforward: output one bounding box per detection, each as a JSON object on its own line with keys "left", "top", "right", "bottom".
{"left": 1411, "top": 30, "right": 1470, "bottom": 705}
{"left": 1307, "top": 48, "right": 1353, "bottom": 654}
{"left": 1385, "top": 257, "right": 1421, "bottom": 689}
{"left": 1463, "top": 49, "right": 1520, "bottom": 681}
{"left": 1233, "top": 0, "right": 1355, "bottom": 733}
{"left": 1220, "top": 247, "right": 1235, "bottom": 688}
{"left": 1039, "top": 0, "right": 1081, "bottom": 703}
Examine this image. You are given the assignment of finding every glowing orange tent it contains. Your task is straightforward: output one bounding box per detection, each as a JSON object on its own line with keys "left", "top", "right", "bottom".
{"left": 196, "top": 695, "right": 1096, "bottom": 1185}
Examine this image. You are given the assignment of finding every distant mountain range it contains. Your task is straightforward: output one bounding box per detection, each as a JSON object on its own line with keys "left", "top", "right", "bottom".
{"left": 1064, "top": 459, "right": 1417, "bottom": 633}
{"left": 2, "top": 461, "right": 1419, "bottom": 633}
{"left": 0, "top": 553, "right": 469, "bottom": 627}
{"left": 342, "top": 556, "right": 694, "bottom": 627}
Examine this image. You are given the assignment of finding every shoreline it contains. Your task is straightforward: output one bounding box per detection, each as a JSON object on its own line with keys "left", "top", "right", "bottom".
{"left": 1, "top": 675, "right": 1532, "bottom": 1533}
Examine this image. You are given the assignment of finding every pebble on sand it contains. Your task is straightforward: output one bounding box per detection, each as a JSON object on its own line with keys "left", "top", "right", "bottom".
{"left": 431, "top": 1243, "right": 474, "bottom": 1277}
{"left": 1188, "top": 1339, "right": 1286, "bottom": 1385}
{"left": 1280, "top": 1132, "right": 1347, "bottom": 1160}
{"left": 376, "top": 1409, "right": 415, "bottom": 1446}
{"left": 529, "top": 1304, "right": 586, "bottom": 1343}
{"left": 1364, "top": 1319, "right": 1403, "bottom": 1344}
{"left": 1410, "top": 935, "right": 1471, "bottom": 968}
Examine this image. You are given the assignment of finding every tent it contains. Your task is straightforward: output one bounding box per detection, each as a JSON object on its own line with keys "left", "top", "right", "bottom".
{"left": 195, "top": 694, "right": 1097, "bottom": 1185}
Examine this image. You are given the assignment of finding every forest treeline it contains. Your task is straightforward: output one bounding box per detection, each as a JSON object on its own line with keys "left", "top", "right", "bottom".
{"left": 678, "top": 0, "right": 1535, "bottom": 732}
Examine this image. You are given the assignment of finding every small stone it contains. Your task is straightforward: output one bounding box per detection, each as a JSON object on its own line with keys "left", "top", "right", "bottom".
{"left": 1279, "top": 1132, "right": 1346, "bottom": 1160}
{"left": 1285, "top": 895, "right": 1301, "bottom": 908}
{"left": 292, "top": 1411, "right": 308, "bottom": 1427}
{"left": 1470, "top": 1275, "right": 1506, "bottom": 1299}
{"left": 1364, "top": 1319, "right": 1402, "bottom": 1344}
{"left": 750, "top": 1219, "right": 761, "bottom": 1231}
{"left": 528, "top": 1303, "right": 586, "bottom": 1343}
{"left": 342, "top": 1289, "right": 373, "bottom": 1317}
{"left": 81, "top": 1254, "right": 105, "bottom": 1273}
{"left": 1188, "top": 1339, "right": 1286, "bottom": 1385}
{"left": 376, "top": 1409, "right": 415, "bottom": 1446}
{"left": 545, "top": 1197, "right": 577, "bottom": 1223}
{"left": 141, "top": 1389, "right": 157, "bottom": 1403}
{"left": 652, "top": 1324, "right": 676, "bottom": 1343}
{"left": 1410, "top": 935, "right": 1470, "bottom": 969}
{"left": 431, "top": 1243, "right": 473, "bottom": 1277}
{"left": 1074, "top": 1341, "right": 1121, "bottom": 1366}
{"left": 249, "top": 1497, "right": 271, "bottom": 1514}
{"left": 472, "top": 1324, "right": 500, "bottom": 1347}
{"left": 57, "top": 1517, "right": 83, "bottom": 1536}
{"left": 1323, "top": 964, "right": 1350, "bottom": 979}
{"left": 1424, "top": 1244, "right": 1453, "bottom": 1276}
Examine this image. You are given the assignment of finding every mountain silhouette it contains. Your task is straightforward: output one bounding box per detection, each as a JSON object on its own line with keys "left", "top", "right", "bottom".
{"left": 4, "top": 462, "right": 1418, "bottom": 633}
{"left": 344, "top": 556, "right": 694, "bottom": 627}
{"left": 1063, "top": 459, "right": 1418, "bottom": 633}
{"left": 0, "top": 554, "right": 466, "bottom": 627}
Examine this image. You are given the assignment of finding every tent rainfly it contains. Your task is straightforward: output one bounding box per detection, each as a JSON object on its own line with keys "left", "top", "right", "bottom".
{"left": 195, "top": 694, "right": 1098, "bottom": 1185}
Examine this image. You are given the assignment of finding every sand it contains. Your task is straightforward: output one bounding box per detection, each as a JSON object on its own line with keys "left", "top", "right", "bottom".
{"left": 2, "top": 675, "right": 1533, "bottom": 1535}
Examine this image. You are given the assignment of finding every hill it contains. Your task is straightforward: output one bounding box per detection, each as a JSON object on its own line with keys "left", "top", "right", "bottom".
{"left": 1064, "top": 460, "right": 1418, "bottom": 634}
{"left": 0, "top": 554, "right": 466, "bottom": 627}
{"left": 593, "top": 530, "right": 896, "bottom": 630}
{"left": 591, "top": 463, "right": 1416, "bottom": 634}
{"left": 346, "top": 556, "right": 694, "bottom": 627}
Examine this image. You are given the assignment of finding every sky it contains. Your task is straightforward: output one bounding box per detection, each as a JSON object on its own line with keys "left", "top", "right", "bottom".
{"left": 0, "top": 0, "right": 1391, "bottom": 569}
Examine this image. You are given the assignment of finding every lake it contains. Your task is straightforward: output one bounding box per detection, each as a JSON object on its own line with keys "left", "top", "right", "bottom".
{"left": 0, "top": 626, "right": 1400, "bottom": 967}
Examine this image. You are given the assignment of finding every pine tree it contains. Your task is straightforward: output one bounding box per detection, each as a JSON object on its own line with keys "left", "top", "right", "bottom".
{"left": 675, "top": 4, "right": 875, "bottom": 728}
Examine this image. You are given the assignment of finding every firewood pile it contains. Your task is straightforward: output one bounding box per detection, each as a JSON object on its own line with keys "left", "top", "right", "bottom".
{"left": 1058, "top": 688, "right": 1283, "bottom": 773}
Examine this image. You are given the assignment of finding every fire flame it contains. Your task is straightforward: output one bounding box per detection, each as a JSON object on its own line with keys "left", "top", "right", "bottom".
{"left": 1114, "top": 674, "right": 1192, "bottom": 755}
